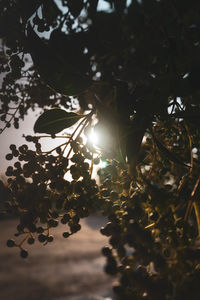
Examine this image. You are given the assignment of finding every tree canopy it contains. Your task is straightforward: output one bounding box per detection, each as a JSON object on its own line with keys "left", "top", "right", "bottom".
{"left": 1, "top": 0, "right": 200, "bottom": 299}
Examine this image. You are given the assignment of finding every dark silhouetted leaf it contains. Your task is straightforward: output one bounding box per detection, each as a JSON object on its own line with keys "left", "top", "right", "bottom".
{"left": 42, "top": 0, "right": 61, "bottom": 24}
{"left": 19, "top": 0, "right": 43, "bottom": 21}
{"left": 67, "top": 0, "right": 84, "bottom": 17}
{"left": 34, "top": 109, "right": 83, "bottom": 134}
{"left": 153, "top": 135, "right": 190, "bottom": 168}
{"left": 26, "top": 24, "right": 92, "bottom": 96}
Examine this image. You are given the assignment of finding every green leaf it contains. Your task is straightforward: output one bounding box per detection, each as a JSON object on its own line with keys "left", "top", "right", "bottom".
{"left": 34, "top": 109, "right": 83, "bottom": 134}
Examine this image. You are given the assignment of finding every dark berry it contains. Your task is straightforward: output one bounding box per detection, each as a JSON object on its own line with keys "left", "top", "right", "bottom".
{"left": 20, "top": 249, "right": 28, "bottom": 259}
{"left": 27, "top": 237, "right": 35, "bottom": 245}
{"left": 63, "top": 232, "right": 70, "bottom": 238}
{"left": 36, "top": 227, "right": 44, "bottom": 233}
{"left": 38, "top": 234, "right": 47, "bottom": 243}
{"left": 6, "top": 153, "right": 13, "bottom": 160}
{"left": 102, "top": 246, "right": 112, "bottom": 257}
{"left": 48, "top": 219, "right": 58, "bottom": 227}
{"left": 93, "top": 157, "right": 100, "bottom": 165}
{"left": 47, "top": 235, "right": 54, "bottom": 242}
{"left": 70, "top": 223, "right": 81, "bottom": 233}
{"left": 7, "top": 239, "right": 15, "bottom": 247}
{"left": 9, "top": 144, "right": 16, "bottom": 151}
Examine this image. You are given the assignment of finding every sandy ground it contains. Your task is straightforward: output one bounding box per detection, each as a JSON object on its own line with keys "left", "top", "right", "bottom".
{"left": 0, "top": 215, "right": 115, "bottom": 300}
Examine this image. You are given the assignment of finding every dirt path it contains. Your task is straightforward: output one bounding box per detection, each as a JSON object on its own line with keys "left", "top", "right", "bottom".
{"left": 0, "top": 215, "right": 115, "bottom": 300}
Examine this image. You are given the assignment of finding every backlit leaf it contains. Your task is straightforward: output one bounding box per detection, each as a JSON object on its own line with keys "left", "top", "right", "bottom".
{"left": 34, "top": 109, "right": 83, "bottom": 134}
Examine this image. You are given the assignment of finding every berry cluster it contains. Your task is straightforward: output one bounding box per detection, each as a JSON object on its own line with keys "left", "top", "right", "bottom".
{"left": 4, "top": 133, "right": 103, "bottom": 259}
{"left": 3, "top": 120, "right": 200, "bottom": 300}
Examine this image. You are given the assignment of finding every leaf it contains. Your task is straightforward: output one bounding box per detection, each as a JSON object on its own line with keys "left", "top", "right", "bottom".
{"left": 153, "top": 135, "right": 190, "bottom": 168}
{"left": 19, "top": 0, "right": 43, "bottom": 21}
{"left": 67, "top": 0, "right": 84, "bottom": 17}
{"left": 41, "top": 70, "right": 92, "bottom": 96}
{"left": 42, "top": 0, "right": 61, "bottom": 24}
{"left": 26, "top": 24, "right": 92, "bottom": 96}
{"left": 172, "top": 109, "right": 200, "bottom": 119}
{"left": 34, "top": 109, "right": 83, "bottom": 134}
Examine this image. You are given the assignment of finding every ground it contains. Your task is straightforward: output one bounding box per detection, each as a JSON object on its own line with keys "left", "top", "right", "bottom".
{"left": 0, "top": 215, "right": 114, "bottom": 300}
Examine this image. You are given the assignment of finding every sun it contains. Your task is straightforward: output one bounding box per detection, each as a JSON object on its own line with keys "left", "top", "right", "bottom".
{"left": 88, "top": 128, "right": 99, "bottom": 146}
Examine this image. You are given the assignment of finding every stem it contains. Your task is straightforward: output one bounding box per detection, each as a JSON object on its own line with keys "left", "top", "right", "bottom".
{"left": 194, "top": 201, "right": 200, "bottom": 238}
{"left": 33, "top": 134, "right": 71, "bottom": 139}
{"left": 90, "top": 152, "right": 94, "bottom": 176}
{"left": 43, "top": 141, "right": 69, "bottom": 154}
{"left": 184, "top": 176, "right": 200, "bottom": 222}
{"left": 184, "top": 121, "right": 193, "bottom": 173}
{"left": 66, "top": 117, "right": 89, "bottom": 159}
{"left": 18, "top": 233, "right": 30, "bottom": 248}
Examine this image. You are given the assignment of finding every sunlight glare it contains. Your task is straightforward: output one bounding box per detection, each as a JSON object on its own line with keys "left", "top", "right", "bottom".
{"left": 99, "top": 160, "right": 108, "bottom": 169}
{"left": 89, "top": 128, "right": 99, "bottom": 146}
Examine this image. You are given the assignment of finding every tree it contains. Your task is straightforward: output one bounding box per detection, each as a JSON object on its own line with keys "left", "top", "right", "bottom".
{"left": 1, "top": 0, "right": 200, "bottom": 299}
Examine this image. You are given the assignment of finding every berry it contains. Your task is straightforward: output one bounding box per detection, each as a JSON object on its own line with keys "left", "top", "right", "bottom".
{"left": 47, "top": 235, "right": 54, "bottom": 242}
{"left": 36, "top": 227, "right": 44, "bottom": 233}
{"left": 9, "top": 144, "right": 16, "bottom": 151}
{"left": 27, "top": 237, "right": 35, "bottom": 245}
{"left": 61, "top": 216, "right": 70, "bottom": 224}
{"left": 102, "top": 246, "right": 112, "bottom": 257}
{"left": 20, "top": 249, "right": 28, "bottom": 259}
{"left": 38, "top": 234, "right": 47, "bottom": 243}
{"left": 93, "top": 157, "right": 100, "bottom": 165}
{"left": 48, "top": 219, "right": 58, "bottom": 227}
{"left": 12, "top": 150, "right": 19, "bottom": 157}
{"left": 63, "top": 232, "right": 70, "bottom": 238}
{"left": 70, "top": 224, "right": 81, "bottom": 233}
{"left": 5, "top": 153, "right": 13, "bottom": 160}
{"left": 7, "top": 239, "right": 15, "bottom": 247}
{"left": 25, "top": 135, "right": 33, "bottom": 142}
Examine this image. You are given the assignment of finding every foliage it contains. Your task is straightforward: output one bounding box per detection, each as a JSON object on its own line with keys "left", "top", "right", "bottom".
{"left": 1, "top": 0, "right": 200, "bottom": 299}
